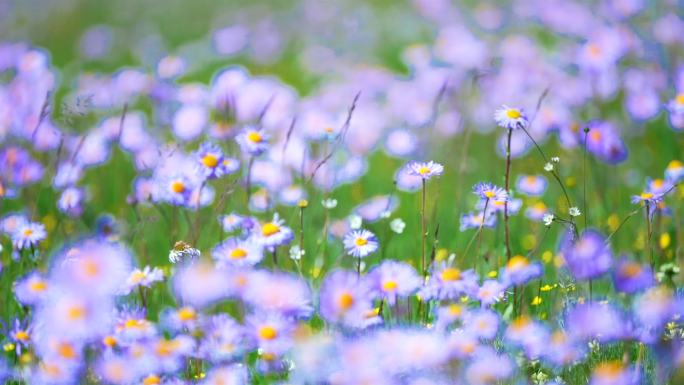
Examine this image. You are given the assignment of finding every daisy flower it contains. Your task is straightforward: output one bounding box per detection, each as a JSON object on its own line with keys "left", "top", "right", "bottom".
{"left": 590, "top": 362, "right": 639, "bottom": 385}
{"left": 562, "top": 229, "right": 613, "bottom": 281}
{"left": 494, "top": 105, "right": 528, "bottom": 130}
{"left": 212, "top": 237, "right": 264, "bottom": 268}
{"left": 161, "top": 175, "right": 194, "bottom": 206}
{"left": 57, "top": 187, "right": 85, "bottom": 217}
{"left": 406, "top": 160, "right": 444, "bottom": 179}
{"left": 319, "top": 270, "right": 377, "bottom": 328}
{"left": 525, "top": 202, "right": 548, "bottom": 221}
{"left": 612, "top": 257, "right": 655, "bottom": 294}
{"left": 343, "top": 229, "right": 379, "bottom": 258}
{"left": 476, "top": 279, "right": 506, "bottom": 307}
{"left": 472, "top": 182, "right": 508, "bottom": 202}
{"left": 256, "top": 213, "right": 294, "bottom": 250}
{"left": 367, "top": 260, "right": 421, "bottom": 305}
{"left": 501, "top": 255, "right": 543, "bottom": 287}
{"left": 420, "top": 262, "right": 479, "bottom": 301}
{"left": 246, "top": 312, "right": 294, "bottom": 356}
{"left": 236, "top": 126, "right": 269, "bottom": 156}
{"left": 516, "top": 175, "right": 548, "bottom": 196}
{"left": 665, "top": 160, "right": 683, "bottom": 183}
{"left": 195, "top": 142, "right": 226, "bottom": 180}
{"left": 14, "top": 271, "right": 49, "bottom": 305}
{"left": 121, "top": 266, "right": 164, "bottom": 294}
{"left": 464, "top": 309, "right": 500, "bottom": 340}
{"left": 666, "top": 93, "right": 684, "bottom": 115}
{"left": 459, "top": 211, "right": 496, "bottom": 231}
{"left": 630, "top": 191, "right": 662, "bottom": 205}
{"left": 11, "top": 221, "right": 46, "bottom": 250}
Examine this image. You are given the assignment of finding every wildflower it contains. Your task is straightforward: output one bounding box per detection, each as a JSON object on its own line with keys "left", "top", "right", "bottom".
{"left": 289, "top": 245, "right": 304, "bottom": 261}
{"left": 14, "top": 271, "right": 49, "bottom": 305}
{"left": 564, "top": 229, "right": 613, "bottom": 280}
{"left": 569, "top": 207, "right": 581, "bottom": 217}
{"left": 256, "top": 213, "right": 294, "bottom": 250}
{"left": 343, "top": 229, "right": 379, "bottom": 258}
{"left": 542, "top": 213, "right": 555, "bottom": 226}
{"left": 476, "top": 279, "right": 506, "bottom": 306}
{"left": 162, "top": 175, "right": 194, "bottom": 206}
{"left": 420, "top": 262, "right": 479, "bottom": 300}
{"left": 246, "top": 312, "right": 293, "bottom": 356}
{"left": 516, "top": 175, "right": 548, "bottom": 196}
{"left": 57, "top": 187, "right": 85, "bottom": 217}
{"left": 389, "top": 218, "right": 406, "bottom": 234}
{"left": 589, "top": 362, "right": 639, "bottom": 385}
{"left": 460, "top": 211, "right": 496, "bottom": 231}
{"left": 242, "top": 271, "right": 313, "bottom": 317}
{"left": 464, "top": 309, "right": 500, "bottom": 340}
{"left": 348, "top": 214, "right": 363, "bottom": 230}
{"left": 465, "top": 347, "right": 515, "bottom": 385}
{"left": 319, "top": 270, "right": 375, "bottom": 328}
{"left": 321, "top": 198, "right": 338, "bottom": 209}
{"left": 612, "top": 258, "right": 655, "bottom": 294}
{"left": 473, "top": 182, "right": 508, "bottom": 202}
{"left": 367, "top": 260, "right": 421, "bottom": 305}
{"left": 565, "top": 302, "right": 629, "bottom": 343}
{"left": 173, "top": 261, "right": 230, "bottom": 308}
{"left": 212, "top": 237, "right": 264, "bottom": 267}
{"left": 236, "top": 126, "right": 269, "bottom": 156}
{"left": 354, "top": 195, "right": 398, "bottom": 222}
{"left": 406, "top": 160, "right": 444, "bottom": 179}
{"left": 195, "top": 142, "right": 232, "bottom": 180}
{"left": 544, "top": 162, "right": 554, "bottom": 172}
{"left": 666, "top": 93, "right": 684, "bottom": 115}
{"left": 169, "top": 241, "right": 201, "bottom": 264}
{"left": 584, "top": 121, "right": 628, "bottom": 165}
{"left": 121, "top": 266, "right": 164, "bottom": 294}
{"left": 11, "top": 221, "right": 46, "bottom": 250}
{"left": 501, "top": 255, "right": 543, "bottom": 287}
{"left": 494, "top": 105, "right": 528, "bottom": 129}
{"left": 665, "top": 160, "right": 683, "bottom": 183}
{"left": 504, "top": 316, "right": 550, "bottom": 359}
{"left": 551, "top": 156, "right": 560, "bottom": 163}
{"left": 218, "top": 212, "right": 248, "bottom": 233}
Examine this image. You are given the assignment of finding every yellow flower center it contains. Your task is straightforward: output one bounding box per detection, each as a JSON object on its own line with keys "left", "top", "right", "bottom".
{"left": 448, "top": 304, "right": 462, "bottom": 316}
{"left": 177, "top": 307, "right": 197, "bottom": 322}
{"left": 247, "top": 131, "right": 262, "bottom": 143}
{"left": 506, "top": 109, "right": 521, "bottom": 119}
{"left": 484, "top": 190, "right": 495, "bottom": 198}
{"left": 29, "top": 280, "right": 47, "bottom": 292}
{"left": 143, "top": 375, "right": 161, "bottom": 385}
{"left": 67, "top": 305, "right": 86, "bottom": 321}
{"left": 82, "top": 259, "right": 99, "bottom": 277}
{"left": 652, "top": 179, "right": 664, "bottom": 188}
{"left": 382, "top": 280, "right": 398, "bottom": 292}
{"left": 103, "top": 336, "right": 117, "bottom": 347}
{"left": 23, "top": 228, "right": 34, "bottom": 237}
{"left": 15, "top": 330, "right": 29, "bottom": 341}
{"left": 595, "top": 362, "right": 623, "bottom": 380}
{"left": 155, "top": 339, "right": 181, "bottom": 357}
{"left": 640, "top": 192, "right": 654, "bottom": 199}
{"left": 507, "top": 255, "right": 529, "bottom": 271}
{"left": 130, "top": 271, "right": 146, "bottom": 283}
{"left": 590, "top": 130, "right": 602, "bottom": 142}
{"left": 230, "top": 247, "right": 248, "bottom": 259}
{"left": 525, "top": 176, "right": 537, "bottom": 184}
{"left": 262, "top": 222, "right": 280, "bottom": 236}
{"left": 58, "top": 342, "right": 76, "bottom": 359}
{"left": 201, "top": 154, "right": 219, "bottom": 168}
{"left": 338, "top": 292, "right": 354, "bottom": 310}
{"left": 171, "top": 181, "right": 185, "bottom": 193}
{"left": 355, "top": 237, "right": 368, "bottom": 246}
{"left": 258, "top": 325, "right": 278, "bottom": 340}
{"left": 441, "top": 267, "right": 461, "bottom": 282}
{"left": 676, "top": 94, "right": 684, "bottom": 105}
{"left": 668, "top": 160, "right": 683, "bottom": 170}
{"left": 418, "top": 166, "right": 430, "bottom": 175}
{"left": 619, "top": 262, "right": 642, "bottom": 278}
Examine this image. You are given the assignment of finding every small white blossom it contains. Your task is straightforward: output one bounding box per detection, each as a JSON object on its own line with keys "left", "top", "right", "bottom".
{"left": 321, "top": 198, "right": 338, "bottom": 209}
{"left": 544, "top": 162, "right": 554, "bottom": 172}
{"left": 569, "top": 207, "right": 581, "bottom": 217}
{"left": 380, "top": 210, "right": 391, "bottom": 219}
{"left": 289, "top": 245, "right": 305, "bottom": 261}
{"left": 389, "top": 218, "right": 406, "bottom": 234}
{"left": 551, "top": 156, "right": 560, "bottom": 163}
{"left": 348, "top": 214, "right": 363, "bottom": 230}
{"left": 542, "top": 213, "right": 555, "bottom": 226}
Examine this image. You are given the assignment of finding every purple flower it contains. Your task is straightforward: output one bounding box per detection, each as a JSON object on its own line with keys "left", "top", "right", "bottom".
{"left": 472, "top": 182, "right": 508, "bottom": 202}
{"left": 612, "top": 258, "right": 655, "bottom": 294}
{"left": 494, "top": 105, "right": 528, "bottom": 130}
{"left": 367, "top": 260, "right": 421, "bottom": 305}
{"left": 236, "top": 126, "right": 269, "bottom": 156}
{"left": 406, "top": 160, "right": 444, "bottom": 179}
{"left": 343, "top": 229, "right": 379, "bottom": 258}
{"left": 565, "top": 302, "right": 631, "bottom": 343}
{"left": 419, "top": 262, "right": 479, "bottom": 301}
{"left": 516, "top": 175, "right": 548, "bottom": 196}
{"left": 58, "top": 187, "right": 85, "bottom": 217}
{"left": 562, "top": 229, "right": 613, "bottom": 281}
{"left": 319, "top": 270, "right": 375, "bottom": 328}
{"left": 501, "top": 255, "right": 543, "bottom": 287}
{"left": 11, "top": 221, "right": 46, "bottom": 250}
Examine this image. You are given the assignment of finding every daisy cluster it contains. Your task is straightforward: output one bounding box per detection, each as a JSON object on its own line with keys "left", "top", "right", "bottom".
{"left": 0, "top": 0, "right": 684, "bottom": 384}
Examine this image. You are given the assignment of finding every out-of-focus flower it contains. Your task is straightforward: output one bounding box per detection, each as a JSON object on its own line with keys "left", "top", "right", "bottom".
{"left": 236, "top": 126, "right": 269, "bottom": 156}
{"left": 613, "top": 258, "right": 655, "bottom": 294}
{"left": 390, "top": 218, "right": 406, "bottom": 234}
{"left": 501, "top": 255, "right": 543, "bottom": 287}
{"left": 121, "top": 266, "right": 164, "bottom": 295}
{"left": 11, "top": 221, "right": 46, "bottom": 250}
{"left": 321, "top": 198, "right": 338, "bottom": 209}
{"left": 542, "top": 213, "right": 555, "bottom": 226}
{"left": 562, "top": 229, "right": 613, "bottom": 281}
{"left": 319, "top": 270, "right": 375, "bottom": 328}
{"left": 367, "top": 260, "right": 420, "bottom": 305}
{"left": 516, "top": 175, "right": 548, "bottom": 196}
{"left": 255, "top": 213, "right": 294, "bottom": 251}
{"left": 569, "top": 207, "right": 581, "bottom": 217}
{"left": 213, "top": 237, "right": 264, "bottom": 268}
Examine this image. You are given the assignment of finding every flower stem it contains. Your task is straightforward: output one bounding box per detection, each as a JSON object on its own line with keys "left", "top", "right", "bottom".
{"left": 504, "top": 128, "right": 513, "bottom": 261}
{"left": 421, "top": 178, "right": 427, "bottom": 277}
